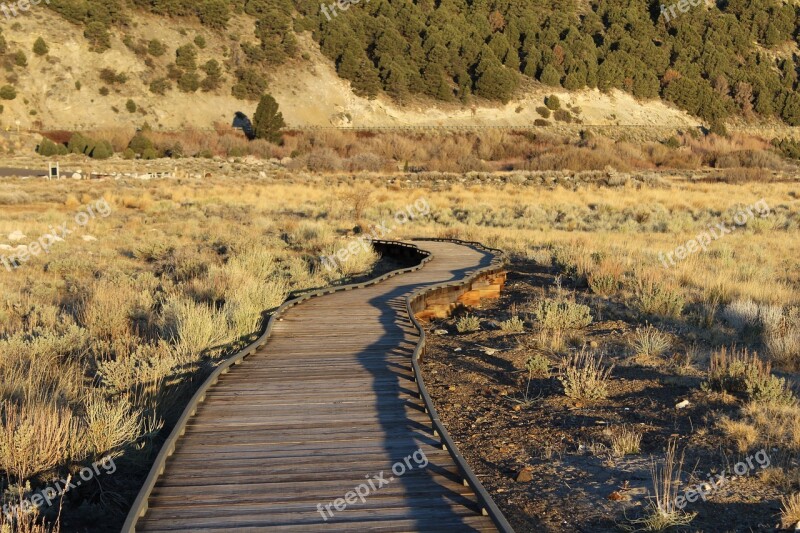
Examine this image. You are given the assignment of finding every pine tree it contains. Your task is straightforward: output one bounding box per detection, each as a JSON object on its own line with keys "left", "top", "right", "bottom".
{"left": 539, "top": 64, "right": 562, "bottom": 87}
{"left": 474, "top": 48, "right": 518, "bottom": 102}
{"left": 252, "top": 94, "right": 286, "bottom": 144}
{"left": 33, "top": 37, "right": 48, "bottom": 56}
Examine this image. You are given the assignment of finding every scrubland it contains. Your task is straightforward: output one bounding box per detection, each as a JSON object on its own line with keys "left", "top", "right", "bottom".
{"left": 0, "top": 155, "right": 798, "bottom": 530}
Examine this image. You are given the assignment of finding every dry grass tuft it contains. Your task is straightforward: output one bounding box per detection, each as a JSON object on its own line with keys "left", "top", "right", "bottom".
{"left": 781, "top": 493, "right": 800, "bottom": 530}
{"left": 626, "top": 439, "right": 696, "bottom": 531}
{"left": 630, "top": 325, "right": 672, "bottom": 359}
{"left": 608, "top": 425, "right": 643, "bottom": 457}
{"left": 0, "top": 401, "right": 79, "bottom": 480}
{"left": 456, "top": 314, "right": 482, "bottom": 333}
{"left": 559, "top": 347, "right": 613, "bottom": 401}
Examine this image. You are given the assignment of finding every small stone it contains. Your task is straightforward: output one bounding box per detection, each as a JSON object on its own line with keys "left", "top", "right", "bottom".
{"left": 82, "top": 235, "right": 97, "bottom": 242}
{"left": 676, "top": 399, "right": 690, "bottom": 409}
{"left": 71, "top": 172, "right": 82, "bottom": 180}
{"left": 434, "top": 329, "right": 448, "bottom": 336}
{"left": 7, "top": 230, "right": 25, "bottom": 242}
{"left": 515, "top": 467, "right": 534, "bottom": 483}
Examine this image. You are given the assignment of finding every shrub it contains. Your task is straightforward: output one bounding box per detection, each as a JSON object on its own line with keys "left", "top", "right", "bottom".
{"left": 607, "top": 425, "right": 642, "bottom": 456}
{"left": 766, "top": 309, "right": 800, "bottom": 369}
{"left": 554, "top": 109, "right": 572, "bottom": 123}
{"left": 99, "top": 68, "right": 127, "bottom": 85}
{"left": 231, "top": 68, "right": 267, "bottom": 100}
{"left": 200, "top": 59, "right": 223, "bottom": 91}
{"left": 630, "top": 325, "right": 672, "bottom": 358}
{"left": 175, "top": 43, "right": 197, "bottom": 71}
{"left": 32, "top": 37, "right": 48, "bottom": 56}
{"left": 197, "top": 0, "right": 231, "bottom": 29}
{"left": 67, "top": 132, "right": 90, "bottom": 154}
{"left": 534, "top": 119, "right": 550, "bottom": 126}
{"left": 162, "top": 296, "right": 226, "bottom": 361}
{"left": 177, "top": 71, "right": 200, "bottom": 92}
{"left": 122, "top": 147, "right": 135, "bottom": 159}
{"left": 525, "top": 354, "right": 550, "bottom": 378}
{"left": 545, "top": 95, "right": 561, "bottom": 110}
{"left": 0, "top": 85, "right": 16, "bottom": 100}
{"left": 456, "top": 314, "right": 481, "bottom": 333}
{"left": 37, "top": 138, "right": 61, "bottom": 156}
{"left": 99, "top": 86, "right": 110, "bottom": 96}
{"left": 559, "top": 348, "right": 613, "bottom": 401}
{"left": 128, "top": 132, "right": 154, "bottom": 155}
{"left": 148, "top": 39, "right": 166, "bottom": 56}
{"left": 90, "top": 140, "right": 113, "bottom": 160}
{"left": 0, "top": 401, "right": 79, "bottom": 480}
{"left": 82, "top": 394, "right": 143, "bottom": 458}
{"left": 84, "top": 21, "right": 111, "bottom": 52}
{"left": 704, "top": 347, "right": 795, "bottom": 405}
{"left": 13, "top": 51, "right": 26, "bottom": 67}
{"left": 536, "top": 106, "right": 551, "bottom": 118}
{"left": 632, "top": 277, "right": 684, "bottom": 318}
{"left": 587, "top": 260, "right": 624, "bottom": 296}
{"left": 500, "top": 316, "right": 525, "bottom": 332}
{"left": 721, "top": 298, "right": 761, "bottom": 331}
{"left": 142, "top": 147, "right": 159, "bottom": 160}
{"left": 149, "top": 78, "right": 171, "bottom": 95}
{"left": 194, "top": 35, "right": 207, "bottom": 49}
{"left": 532, "top": 298, "right": 592, "bottom": 331}
{"left": 126, "top": 99, "right": 137, "bottom": 113}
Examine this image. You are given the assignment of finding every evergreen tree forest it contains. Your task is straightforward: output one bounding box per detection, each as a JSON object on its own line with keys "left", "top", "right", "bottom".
{"left": 43, "top": 0, "right": 800, "bottom": 125}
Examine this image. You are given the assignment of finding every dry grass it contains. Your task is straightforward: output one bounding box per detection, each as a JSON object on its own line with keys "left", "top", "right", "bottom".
{"left": 608, "top": 425, "right": 643, "bottom": 457}
{"left": 630, "top": 325, "right": 672, "bottom": 359}
{"left": 559, "top": 347, "right": 614, "bottom": 401}
{"left": 781, "top": 493, "right": 800, "bottom": 529}
{"left": 456, "top": 314, "right": 482, "bottom": 333}
{"left": 626, "top": 439, "right": 696, "bottom": 531}
{"left": 0, "top": 401, "right": 79, "bottom": 480}
{"left": 0, "top": 158, "right": 797, "bottom": 530}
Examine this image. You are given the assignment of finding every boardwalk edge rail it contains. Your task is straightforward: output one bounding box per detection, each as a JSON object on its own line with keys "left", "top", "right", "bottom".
{"left": 122, "top": 238, "right": 513, "bottom": 533}
{"left": 407, "top": 238, "right": 514, "bottom": 533}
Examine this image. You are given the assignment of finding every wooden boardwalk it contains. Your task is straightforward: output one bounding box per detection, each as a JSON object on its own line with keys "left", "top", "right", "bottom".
{"left": 127, "top": 240, "right": 509, "bottom": 532}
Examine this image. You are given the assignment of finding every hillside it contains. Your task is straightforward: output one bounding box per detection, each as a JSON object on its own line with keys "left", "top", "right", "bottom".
{"left": 0, "top": 0, "right": 796, "bottom": 132}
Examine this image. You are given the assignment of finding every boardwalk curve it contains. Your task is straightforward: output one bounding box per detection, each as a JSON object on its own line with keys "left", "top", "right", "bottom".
{"left": 124, "top": 239, "right": 512, "bottom": 532}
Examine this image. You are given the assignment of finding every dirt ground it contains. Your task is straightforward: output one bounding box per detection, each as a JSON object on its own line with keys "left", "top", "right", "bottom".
{"left": 421, "top": 260, "right": 789, "bottom": 532}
